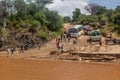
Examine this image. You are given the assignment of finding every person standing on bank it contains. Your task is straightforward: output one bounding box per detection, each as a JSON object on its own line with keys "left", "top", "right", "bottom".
{"left": 20, "top": 45, "right": 24, "bottom": 53}
{"left": 7, "top": 47, "right": 11, "bottom": 56}
{"left": 73, "top": 38, "right": 77, "bottom": 49}
{"left": 99, "top": 38, "right": 102, "bottom": 46}
{"left": 60, "top": 42, "right": 64, "bottom": 53}
{"left": 11, "top": 47, "right": 15, "bottom": 54}
{"left": 56, "top": 38, "right": 60, "bottom": 50}
{"left": 67, "top": 33, "right": 71, "bottom": 43}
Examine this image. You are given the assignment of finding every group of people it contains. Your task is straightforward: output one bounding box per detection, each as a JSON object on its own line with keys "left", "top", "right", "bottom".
{"left": 56, "top": 31, "right": 71, "bottom": 53}
{"left": 7, "top": 47, "right": 15, "bottom": 55}
{"left": 6, "top": 38, "right": 43, "bottom": 56}
{"left": 56, "top": 31, "right": 78, "bottom": 53}
{"left": 56, "top": 38, "right": 64, "bottom": 53}
{"left": 60, "top": 31, "right": 71, "bottom": 43}
{"left": 7, "top": 44, "right": 27, "bottom": 55}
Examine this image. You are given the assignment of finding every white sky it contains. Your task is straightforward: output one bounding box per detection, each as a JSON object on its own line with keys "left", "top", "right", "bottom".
{"left": 47, "top": 0, "right": 89, "bottom": 17}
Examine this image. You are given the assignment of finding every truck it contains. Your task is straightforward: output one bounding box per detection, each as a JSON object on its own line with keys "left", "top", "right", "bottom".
{"left": 88, "top": 30, "right": 101, "bottom": 43}
{"left": 67, "top": 25, "right": 84, "bottom": 38}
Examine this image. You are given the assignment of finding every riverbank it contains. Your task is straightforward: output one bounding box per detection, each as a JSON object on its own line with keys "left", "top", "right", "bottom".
{"left": 1, "top": 23, "right": 120, "bottom": 64}
{"left": 0, "top": 35, "right": 120, "bottom": 64}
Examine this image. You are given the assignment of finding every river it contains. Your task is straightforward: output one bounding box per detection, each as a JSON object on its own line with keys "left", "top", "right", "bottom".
{"left": 0, "top": 57, "right": 120, "bottom": 80}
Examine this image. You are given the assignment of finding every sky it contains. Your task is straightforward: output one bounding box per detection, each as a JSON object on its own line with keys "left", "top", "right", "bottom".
{"left": 89, "top": 0, "right": 120, "bottom": 9}
{"left": 47, "top": 0, "right": 120, "bottom": 17}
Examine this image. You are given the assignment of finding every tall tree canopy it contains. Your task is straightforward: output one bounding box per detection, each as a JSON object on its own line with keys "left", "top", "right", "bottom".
{"left": 72, "top": 8, "right": 81, "bottom": 22}
{"left": 85, "top": 3, "right": 106, "bottom": 15}
{"left": 34, "top": 0, "right": 53, "bottom": 9}
{"left": 63, "top": 16, "right": 71, "bottom": 23}
{"left": 0, "top": 0, "right": 63, "bottom": 43}
{"left": 115, "top": 5, "right": 120, "bottom": 12}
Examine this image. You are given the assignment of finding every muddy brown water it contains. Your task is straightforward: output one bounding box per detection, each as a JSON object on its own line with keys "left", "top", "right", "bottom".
{"left": 0, "top": 57, "right": 120, "bottom": 80}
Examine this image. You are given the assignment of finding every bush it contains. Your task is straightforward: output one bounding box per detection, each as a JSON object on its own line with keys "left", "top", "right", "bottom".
{"left": 99, "top": 20, "right": 106, "bottom": 26}
{"left": 36, "top": 31, "right": 48, "bottom": 40}
{"left": 100, "top": 28, "right": 107, "bottom": 36}
{"left": 113, "top": 13, "right": 120, "bottom": 25}
{"left": 33, "top": 12, "right": 48, "bottom": 27}
{"left": 90, "top": 22, "right": 98, "bottom": 28}
{"left": 51, "top": 32, "right": 58, "bottom": 38}
{"left": 113, "top": 24, "right": 120, "bottom": 34}
{"left": 50, "top": 29, "right": 63, "bottom": 39}
{"left": 29, "top": 20, "right": 41, "bottom": 33}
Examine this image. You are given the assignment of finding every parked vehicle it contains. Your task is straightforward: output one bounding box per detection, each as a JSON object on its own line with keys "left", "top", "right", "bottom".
{"left": 83, "top": 25, "right": 91, "bottom": 35}
{"left": 68, "top": 25, "right": 84, "bottom": 38}
{"left": 105, "top": 38, "right": 120, "bottom": 45}
{"left": 90, "top": 30, "right": 101, "bottom": 42}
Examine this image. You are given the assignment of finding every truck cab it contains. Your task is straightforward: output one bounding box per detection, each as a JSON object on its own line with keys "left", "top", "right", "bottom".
{"left": 90, "top": 30, "right": 101, "bottom": 42}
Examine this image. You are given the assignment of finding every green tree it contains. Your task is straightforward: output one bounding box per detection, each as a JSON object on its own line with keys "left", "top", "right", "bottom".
{"left": 26, "top": 3, "right": 38, "bottom": 15}
{"left": 113, "top": 13, "right": 120, "bottom": 25}
{"left": 72, "top": 8, "right": 81, "bottom": 22}
{"left": 45, "top": 10, "right": 63, "bottom": 31}
{"left": 29, "top": 20, "right": 41, "bottom": 34}
{"left": 34, "top": 0, "right": 53, "bottom": 9}
{"left": 105, "top": 9, "right": 114, "bottom": 22}
{"left": 14, "top": 0, "right": 27, "bottom": 19}
{"left": 14, "top": 0, "right": 26, "bottom": 12}
{"left": 85, "top": 3, "right": 106, "bottom": 15}
{"left": 0, "top": 0, "right": 15, "bottom": 40}
{"left": 33, "top": 11, "right": 48, "bottom": 29}
{"left": 63, "top": 16, "right": 71, "bottom": 23}
{"left": 115, "top": 5, "right": 120, "bottom": 12}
